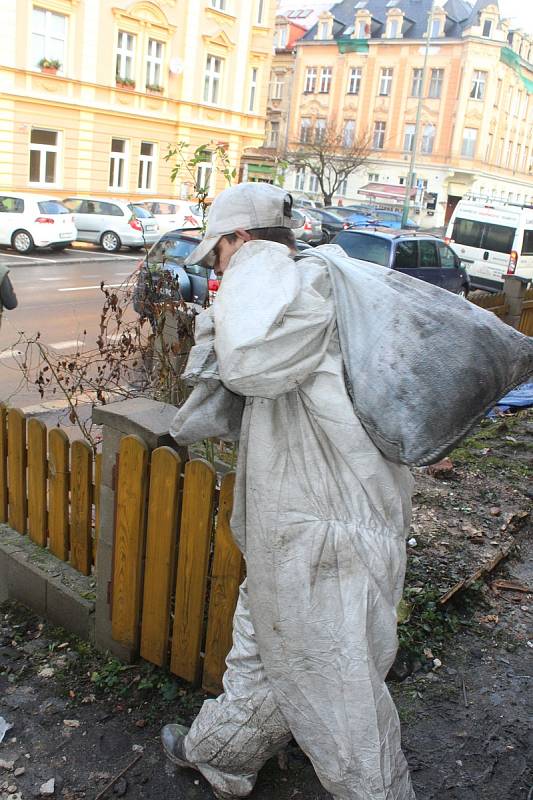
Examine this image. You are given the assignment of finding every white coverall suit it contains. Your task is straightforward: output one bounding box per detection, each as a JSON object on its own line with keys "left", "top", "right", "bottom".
{"left": 178, "top": 240, "right": 416, "bottom": 800}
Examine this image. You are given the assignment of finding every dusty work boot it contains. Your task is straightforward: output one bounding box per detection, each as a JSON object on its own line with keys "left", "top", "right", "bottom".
{"left": 160, "top": 724, "right": 236, "bottom": 799}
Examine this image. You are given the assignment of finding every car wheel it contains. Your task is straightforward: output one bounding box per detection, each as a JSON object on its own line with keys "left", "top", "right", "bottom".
{"left": 50, "top": 243, "right": 69, "bottom": 251}
{"left": 12, "top": 229, "right": 34, "bottom": 254}
{"left": 101, "top": 231, "right": 121, "bottom": 252}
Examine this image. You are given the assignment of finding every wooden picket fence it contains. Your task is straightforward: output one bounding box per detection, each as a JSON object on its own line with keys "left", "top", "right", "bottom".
{"left": 110, "top": 435, "right": 242, "bottom": 693}
{"left": 0, "top": 404, "right": 101, "bottom": 575}
{"left": 518, "top": 287, "right": 533, "bottom": 336}
{"left": 469, "top": 285, "right": 533, "bottom": 335}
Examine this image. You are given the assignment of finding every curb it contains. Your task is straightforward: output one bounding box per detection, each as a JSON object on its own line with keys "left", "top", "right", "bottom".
{"left": 0, "top": 524, "right": 96, "bottom": 642}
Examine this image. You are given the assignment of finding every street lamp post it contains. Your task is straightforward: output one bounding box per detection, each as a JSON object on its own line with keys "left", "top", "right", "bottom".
{"left": 401, "top": 1, "right": 436, "bottom": 228}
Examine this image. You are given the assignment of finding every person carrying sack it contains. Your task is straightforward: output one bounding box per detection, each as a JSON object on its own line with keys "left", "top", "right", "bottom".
{"left": 0, "top": 265, "right": 18, "bottom": 331}
{"left": 163, "top": 182, "right": 417, "bottom": 800}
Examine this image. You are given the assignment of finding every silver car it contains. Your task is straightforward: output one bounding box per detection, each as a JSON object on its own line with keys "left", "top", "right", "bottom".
{"left": 62, "top": 197, "right": 160, "bottom": 252}
{"left": 292, "top": 208, "right": 322, "bottom": 244}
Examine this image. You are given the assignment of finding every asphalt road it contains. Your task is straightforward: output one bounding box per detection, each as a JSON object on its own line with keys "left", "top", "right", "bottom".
{"left": 0, "top": 245, "right": 140, "bottom": 415}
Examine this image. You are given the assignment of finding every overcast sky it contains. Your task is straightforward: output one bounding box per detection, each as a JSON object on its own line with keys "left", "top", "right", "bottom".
{"left": 495, "top": 0, "right": 533, "bottom": 33}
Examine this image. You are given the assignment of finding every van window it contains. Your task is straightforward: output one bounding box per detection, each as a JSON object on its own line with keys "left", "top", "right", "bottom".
{"left": 481, "top": 224, "right": 515, "bottom": 254}
{"left": 394, "top": 240, "right": 417, "bottom": 269}
{"left": 452, "top": 218, "right": 483, "bottom": 247}
{"left": 38, "top": 200, "right": 69, "bottom": 214}
{"left": 129, "top": 204, "right": 154, "bottom": 219}
{"left": 63, "top": 198, "right": 83, "bottom": 212}
{"left": 418, "top": 240, "right": 439, "bottom": 268}
{"left": 334, "top": 231, "right": 391, "bottom": 267}
{"left": 521, "top": 230, "right": 533, "bottom": 255}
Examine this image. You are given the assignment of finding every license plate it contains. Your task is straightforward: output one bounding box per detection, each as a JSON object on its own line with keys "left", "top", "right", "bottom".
{"left": 146, "top": 225, "right": 156, "bottom": 231}
{"left": 59, "top": 232, "right": 71, "bottom": 239}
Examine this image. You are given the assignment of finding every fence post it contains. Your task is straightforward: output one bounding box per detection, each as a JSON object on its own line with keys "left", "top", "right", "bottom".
{"left": 502, "top": 275, "right": 526, "bottom": 330}
{"left": 92, "top": 398, "right": 186, "bottom": 660}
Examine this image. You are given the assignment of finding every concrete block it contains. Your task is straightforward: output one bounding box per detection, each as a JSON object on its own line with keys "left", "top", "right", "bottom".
{"left": 97, "top": 485, "right": 116, "bottom": 548}
{"left": 100, "top": 426, "right": 123, "bottom": 488}
{"left": 93, "top": 398, "right": 178, "bottom": 449}
{"left": 46, "top": 578, "right": 95, "bottom": 642}
{"left": 6, "top": 550, "right": 47, "bottom": 616}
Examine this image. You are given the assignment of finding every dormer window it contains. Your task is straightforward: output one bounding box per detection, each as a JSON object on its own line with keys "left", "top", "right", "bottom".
{"left": 315, "top": 12, "right": 333, "bottom": 41}
{"left": 482, "top": 19, "right": 492, "bottom": 37}
{"left": 353, "top": 11, "right": 371, "bottom": 39}
{"left": 430, "top": 18, "right": 441, "bottom": 38}
{"left": 389, "top": 19, "right": 399, "bottom": 38}
{"left": 385, "top": 9, "right": 403, "bottom": 38}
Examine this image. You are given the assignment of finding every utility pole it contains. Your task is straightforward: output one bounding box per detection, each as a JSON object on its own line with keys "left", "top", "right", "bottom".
{"left": 401, "top": 1, "right": 436, "bottom": 228}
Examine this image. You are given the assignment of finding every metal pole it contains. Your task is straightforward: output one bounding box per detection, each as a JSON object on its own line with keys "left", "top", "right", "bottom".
{"left": 401, "top": 1, "right": 436, "bottom": 227}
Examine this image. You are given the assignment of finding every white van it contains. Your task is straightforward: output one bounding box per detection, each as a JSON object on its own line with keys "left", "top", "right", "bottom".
{"left": 446, "top": 198, "right": 533, "bottom": 291}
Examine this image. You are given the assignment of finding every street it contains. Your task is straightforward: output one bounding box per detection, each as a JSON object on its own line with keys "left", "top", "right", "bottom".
{"left": 0, "top": 246, "right": 139, "bottom": 413}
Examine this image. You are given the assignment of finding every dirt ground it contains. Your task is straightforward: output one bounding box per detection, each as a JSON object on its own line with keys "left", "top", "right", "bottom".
{"left": 0, "top": 411, "right": 531, "bottom": 800}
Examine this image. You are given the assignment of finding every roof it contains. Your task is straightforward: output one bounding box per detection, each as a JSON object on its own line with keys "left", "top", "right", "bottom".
{"left": 300, "top": 0, "right": 504, "bottom": 43}
{"left": 359, "top": 183, "right": 416, "bottom": 200}
{"left": 276, "top": 1, "right": 337, "bottom": 30}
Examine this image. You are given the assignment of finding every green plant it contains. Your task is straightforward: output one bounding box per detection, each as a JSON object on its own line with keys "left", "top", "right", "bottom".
{"left": 146, "top": 83, "right": 163, "bottom": 93}
{"left": 38, "top": 58, "right": 61, "bottom": 70}
{"left": 116, "top": 75, "right": 135, "bottom": 87}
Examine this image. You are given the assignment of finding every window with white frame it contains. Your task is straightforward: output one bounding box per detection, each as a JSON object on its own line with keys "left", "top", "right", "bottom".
{"left": 461, "top": 128, "right": 478, "bottom": 158}
{"left": 403, "top": 123, "right": 415, "bottom": 152}
{"left": 196, "top": 151, "right": 214, "bottom": 194}
{"left": 318, "top": 20, "right": 329, "bottom": 39}
{"left": 249, "top": 67, "right": 258, "bottom": 112}
{"left": 482, "top": 19, "right": 492, "bottom": 37}
{"left": 146, "top": 39, "right": 163, "bottom": 88}
{"left": 204, "top": 54, "right": 223, "bottom": 104}
{"left": 373, "top": 121, "right": 386, "bottom": 149}
{"left": 319, "top": 67, "right": 332, "bottom": 93}
{"left": 343, "top": 119, "right": 355, "bottom": 147}
{"left": 32, "top": 7, "right": 67, "bottom": 69}
{"left": 309, "top": 173, "right": 319, "bottom": 193}
{"left": 429, "top": 68, "right": 444, "bottom": 98}
{"left": 211, "top": 0, "right": 226, "bottom": 10}
{"left": 470, "top": 70, "right": 487, "bottom": 101}
{"left": 256, "top": 0, "right": 264, "bottom": 24}
{"left": 411, "top": 68, "right": 423, "bottom": 97}
{"left": 266, "top": 121, "right": 280, "bottom": 148}
{"left": 356, "top": 20, "right": 370, "bottom": 38}
{"left": 337, "top": 177, "right": 348, "bottom": 196}
{"left": 277, "top": 26, "right": 288, "bottom": 48}
{"left": 295, "top": 166, "right": 306, "bottom": 191}
{"left": 116, "top": 31, "right": 135, "bottom": 80}
{"left": 271, "top": 72, "right": 284, "bottom": 99}
{"left": 315, "top": 117, "right": 326, "bottom": 142}
{"left": 300, "top": 117, "right": 311, "bottom": 143}
{"left": 430, "top": 18, "right": 441, "bottom": 38}
{"left": 347, "top": 67, "right": 362, "bottom": 94}
{"left": 379, "top": 68, "right": 393, "bottom": 96}
{"left": 388, "top": 19, "right": 400, "bottom": 38}
{"left": 138, "top": 141, "right": 155, "bottom": 190}
{"left": 304, "top": 67, "right": 317, "bottom": 93}
{"left": 368, "top": 172, "right": 379, "bottom": 182}
{"left": 29, "top": 128, "right": 59, "bottom": 185}
{"left": 421, "top": 123, "right": 435, "bottom": 154}
{"left": 109, "top": 138, "right": 128, "bottom": 189}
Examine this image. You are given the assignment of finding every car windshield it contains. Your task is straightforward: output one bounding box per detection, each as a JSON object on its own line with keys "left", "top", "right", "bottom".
{"left": 38, "top": 200, "right": 70, "bottom": 214}
{"left": 334, "top": 231, "right": 391, "bottom": 267}
{"left": 147, "top": 237, "right": 198, "bottom": 269}
{"left": 129, "top": 204, "right": 154, "bottom": 219}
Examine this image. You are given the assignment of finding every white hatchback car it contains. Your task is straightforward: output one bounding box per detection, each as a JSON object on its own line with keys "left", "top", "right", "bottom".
{"left": 63, "top": 197, "right": 160, "bottom": 252}
{"left": 138, "top": 199, "right": 201, "bottom": 233}
{"left": 0, "top": 193, "right": 77, "bottom": 253}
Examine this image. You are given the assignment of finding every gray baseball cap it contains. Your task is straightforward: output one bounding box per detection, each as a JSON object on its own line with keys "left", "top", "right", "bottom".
{"left": 184, "top": 182, "right": 299, "bottom": 266}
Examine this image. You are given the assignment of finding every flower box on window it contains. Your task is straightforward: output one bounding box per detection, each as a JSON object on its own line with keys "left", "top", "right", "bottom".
{"left": 38, "top": 58, "right": 61, "bottom": 75}
{"left": 146, "top": 84, "right": 164, "bottom": 95}
{"left": 115, "top": 76, "right": 136, "bottom": 90}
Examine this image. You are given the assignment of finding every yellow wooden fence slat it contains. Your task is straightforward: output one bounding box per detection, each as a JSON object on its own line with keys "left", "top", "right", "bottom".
{"left": 70, "top": 440, "right": 93, "bottom": 576}
{"left": 111, "top": 435, "right": 149, "bottom": 649}
{"left": 93, "top": 452, "right": 102, "bottom": 565}
{"left": 0, "top": 404, "right": 7, "bottom": 523}
{"left": 140, "top": 447, "right": 181, "bottom": 667}
{"left": 27, "top": 418, "right": 48, "bottom": 547}
{"left": 202, "top": 473, "right": 243, "bottom": 694}
{"left": 48, "top": 428, "right": 70, "bottom": 560}
{"left": 171, "top": 459, "right": 216, "bottom": 684}
{"left": 7, "top": 408, "right": 27, "bottom": 534}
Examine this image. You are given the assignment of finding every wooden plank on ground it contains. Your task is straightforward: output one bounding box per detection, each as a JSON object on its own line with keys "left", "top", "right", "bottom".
{"left": 7, "top": 408, "right": 27, "bottom": 534}
{"left": 70, "top": 440, "right": 93, "bottom": 575}
{"left": 202, "top": 472, "right": 242, "bottom": 694}
{"left": 140, "top": 447, "right": 181, "bottom": 667}
{"left": 27, "top": 418, "right": 47, "bottom": 547}
{"left": 48, "top": 428, "right": 70, "bottom": 560}
{"left": 0, "top": 404, "right": 7, "bottom": 523}
{"left": 171, "top": 459, "right": 216, "bottom": 684}
{"left": 93, "top": 452, "right": 102, "bottom": 565}
{"left": 111, "top": 435, "right": 149, "bottom": 650}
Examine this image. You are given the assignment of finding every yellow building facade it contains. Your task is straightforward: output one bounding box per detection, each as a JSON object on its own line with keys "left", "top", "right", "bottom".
{"left": 283, "top": 1, "right": 533, "bottom": 227}
{"left": 0, "top": 0, "right": 275, "bottom": 201}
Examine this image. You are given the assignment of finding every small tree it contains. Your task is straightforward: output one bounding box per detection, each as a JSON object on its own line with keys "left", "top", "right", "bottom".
{"left": 286, "top": 121, "right": 372, "bottom": 206}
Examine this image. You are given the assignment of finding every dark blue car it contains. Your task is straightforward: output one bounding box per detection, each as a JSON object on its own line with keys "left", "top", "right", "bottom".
{"left": 332, "top": 229, "right": 470, "bottom": 296}
{"left": 371, "top": 210, "right": 419, "bottom": 230}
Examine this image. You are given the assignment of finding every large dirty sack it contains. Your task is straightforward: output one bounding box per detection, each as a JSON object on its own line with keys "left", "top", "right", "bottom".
{"left": 304, "top": 245, "right": 533, "bottom": 466}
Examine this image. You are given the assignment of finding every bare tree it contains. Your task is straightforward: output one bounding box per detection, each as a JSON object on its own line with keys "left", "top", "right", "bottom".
{"left": 286, "top": 121, "right": 372, "bottom": 206}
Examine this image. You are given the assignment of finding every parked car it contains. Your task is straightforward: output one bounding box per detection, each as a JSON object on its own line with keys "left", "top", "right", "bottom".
{"left": 294, "top": 196, "right": 321, "bottom": 209}
{"left": 371, "top": 210, "right": 419, "bottom": 230}
{"left": 133, "top": 228, "right": 219, "bottom": 316}
{"left": 324, "top": 206, "right": 379, "bottom": 227}
{"left": 307, "top": 208, "right": 348, "bottom": 242}
{"left": 332, "top": 229, "right": 470, "bottom": 296}
{"left": 62, "top": 197, "right": 159, "bottom": 252}
{"left": 446, "top": 197, "right": 533, "bottom": 291}
{"left": 0, "top": 193, "right": 77, "bottom": 253}
{"left": 137, "top": 199, "right": 202, "bottom": 233}
{"left": 292, "top": 208, "right": 323, "bottom": 244}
